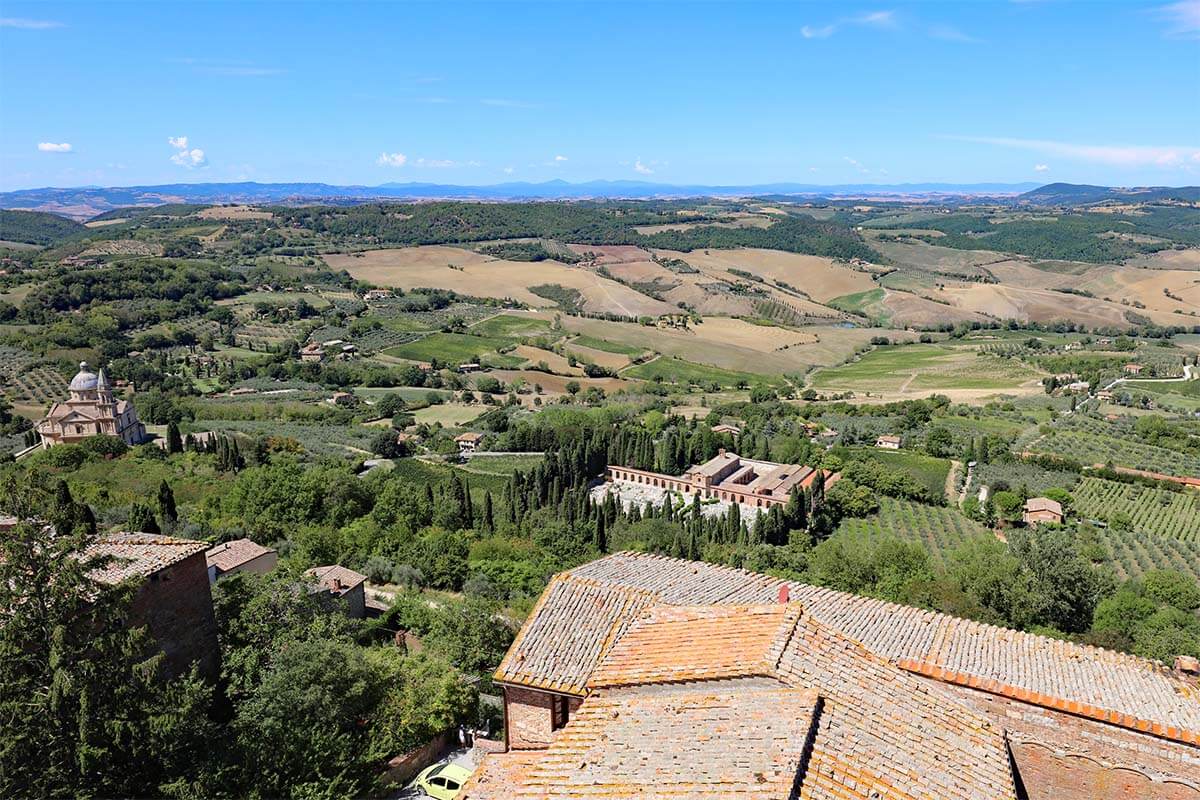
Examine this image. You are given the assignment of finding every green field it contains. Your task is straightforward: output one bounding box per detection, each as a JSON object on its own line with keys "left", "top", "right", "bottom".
{"left": 1098, "top": 527, "right": 1200, "bottom": 584}
{"left": 1029, "top": 423, "right": 1200, "bottom": 478}
{"left": 623, "top": 355, "right": 776, "bottom": 388}
{"left": 458, "top": 453, "right": 546, "bottom": 475}
{"left": 832, "top": 497, "right": 990, "bottom": 569}
{"left": 1073, "top": 477, "right": 1200, "bottom": 542}
{"left": 470, "top": 313, "right": 554, "bottom": 338}
{"left": 828, "top": 287, "right": 885, "bottom": 315}
{"left": 384, "top": 332, "right": 511, "bottom": 363}
{"left": 844, "top": 446, "right": 953, "bottom": 500}
{"left": 810, "top": 344, "right": 1040, "bottom": 394}
{"left": 571, "top": 334, "right": 645, "bottom": 356}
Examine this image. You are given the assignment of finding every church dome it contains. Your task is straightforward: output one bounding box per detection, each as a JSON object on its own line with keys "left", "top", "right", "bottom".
{"left": 69, "top": 362, "right": 99, "bottom": 391}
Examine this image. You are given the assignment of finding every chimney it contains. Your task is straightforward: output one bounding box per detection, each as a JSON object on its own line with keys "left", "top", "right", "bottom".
{"left": 1175, "top": 655, "right": 1200, "bottom": 675}
{"left": 331, "top": 578, "right": 342, "bottom": 592}
{"left": 778, "top": 585, "right": 790, "bottom": 604}
{"left": 718, "top": 447, "right": 726, "bottom": 456}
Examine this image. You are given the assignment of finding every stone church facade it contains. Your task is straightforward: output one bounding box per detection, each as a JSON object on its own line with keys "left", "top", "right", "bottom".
{"left": 36, "top": 362, "right": 146, "bottom": 448}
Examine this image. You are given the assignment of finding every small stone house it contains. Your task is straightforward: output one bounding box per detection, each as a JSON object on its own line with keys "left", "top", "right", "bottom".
{"left": 306, "top": 565, "right": 367, "bottom": 619}
{"left": 1023, "top": 497, "right": 1064, "bottom": 526}
{"left": 205, "top": 538, "right": 278, "bottom": 583}
{"left": 456, "top": 431, "right": 484, "bottom": 455}
{"left": 875, "top": 434, "right": 902, "bottom": 450}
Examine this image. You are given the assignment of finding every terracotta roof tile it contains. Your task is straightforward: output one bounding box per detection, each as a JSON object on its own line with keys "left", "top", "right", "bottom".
{"left": 510, "top": 552, "right": 1200, "bottom": 744}
{"left": 86, "top": 533, "right": 208, "bottom": 584}
{"left": 495, "top": 574, "right": 657, "bottom": 695}
{"left": 206, "top": 538, "right": 274, "bottom": 572}
{"left": 508, "top": 682, "right": 822, "bottom": 800}
{"left": 588, "top": 604, "right": 799, "bottom": 689}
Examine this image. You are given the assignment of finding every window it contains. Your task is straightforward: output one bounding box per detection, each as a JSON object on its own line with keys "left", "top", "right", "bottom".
{"left": 551, "top": 694, "right": 570, "bottom": 730}
{"left": 444, "top": 779, "right": 460, "bottom": 792}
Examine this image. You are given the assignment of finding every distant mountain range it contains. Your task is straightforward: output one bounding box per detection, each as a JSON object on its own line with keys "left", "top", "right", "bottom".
{"left": 1015, "top": 182, "right": 1200, "bottom": 205}
{"left": 0, "top": 179, "right": 1195, "bottom": 220}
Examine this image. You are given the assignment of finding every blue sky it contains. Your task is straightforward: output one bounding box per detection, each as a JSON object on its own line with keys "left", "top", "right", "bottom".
{"left": 1, "top": 1, "right": 1198, "bottom": 190}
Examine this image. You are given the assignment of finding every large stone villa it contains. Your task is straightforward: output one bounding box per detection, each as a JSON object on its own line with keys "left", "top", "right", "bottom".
{"left": 605, "top": 449, "right": 839, "bottom": 510}
{"left": 36, "top": 362, "right": 146, "bottom": 448}
{"left": 463, "top": 552, "right": 1200, "bottom": 799}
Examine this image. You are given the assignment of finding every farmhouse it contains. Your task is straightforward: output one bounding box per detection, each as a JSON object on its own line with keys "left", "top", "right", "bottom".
{"left": 875, "top": 434, "right": 902, "bottom": 449}
{"left": 456, "top": 431, "right": 484, "bottom": 454}
{"left": 329, "top": 391, "right": 355, "bottom": 406}
{"left": 36, "top": 362, "right": 147, "bottom": 448}
{"left": 463, "top": 552, "right": 1200, "bottom": 800}
{"left": 605, "top": 450, "right": 838, "bottom": 510}
{"left": 88, "top": 533, "right": 220, "bottom": 680}
{"left": 205, "top": 538, "right": 277, "bottom": 583}
{"left": 1124, "top": 363, "right": 1144, "bottom": 375}
{"left": 305, "top": 565, "right": 367, "bottom": 619}
{"left": 710, "top": 423, "right": 741, "bottom": 436}
{"left": 1024, "top": 497, "right": 1064, "bottom": 525}
{"left": 299, "top": 341, "right": 324, "bottom": 362}
{"left": 362, "top": 289, "right": 394, "bottom": 301}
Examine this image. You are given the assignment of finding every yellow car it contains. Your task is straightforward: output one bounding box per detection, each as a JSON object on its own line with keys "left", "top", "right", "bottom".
{"left": 411, "top": 762, "right": 472, "bottom": 799}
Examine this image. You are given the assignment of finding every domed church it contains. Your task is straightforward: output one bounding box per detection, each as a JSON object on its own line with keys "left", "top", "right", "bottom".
{"left": 36, "top": 362, "right": 146, "bottom": 448}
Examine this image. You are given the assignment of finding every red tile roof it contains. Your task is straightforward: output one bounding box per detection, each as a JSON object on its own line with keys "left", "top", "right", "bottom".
{"left": 472, "top": 683, "right": 823, "bottom": 800}
{"left": 205, "top": 538, "right": 274, "bottom": 573}
{"left": 479, "top": 602, "right": 1019, "bottom": 799}
{"left": 86, "top": 533, "right": 208, "bottom": 584}
{"left": 497, "top": 552, "right": 1200, "bottom": 746}
{"left": 305, "top": 565, "right": 366, "bottom": 595}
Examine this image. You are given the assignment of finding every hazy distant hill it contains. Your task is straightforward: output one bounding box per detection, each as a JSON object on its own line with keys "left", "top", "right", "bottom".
{"left": 1019, "top": 182, "right": 1200, "bottom": 206}
{"left": 0, "top": 180, "right": 1041, "bottom": 220}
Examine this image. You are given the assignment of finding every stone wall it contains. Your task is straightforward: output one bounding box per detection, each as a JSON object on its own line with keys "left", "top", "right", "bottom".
{"left": 130, "top": 551, "right": 220, "bottom": 680}
{"left": 378, "top": 728, "right": 456, "bottom": 790}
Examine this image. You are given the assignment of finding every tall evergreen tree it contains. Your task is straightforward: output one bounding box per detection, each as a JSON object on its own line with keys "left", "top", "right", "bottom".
{"left": 157, "top": 480, "right": 178, "bottom": 525}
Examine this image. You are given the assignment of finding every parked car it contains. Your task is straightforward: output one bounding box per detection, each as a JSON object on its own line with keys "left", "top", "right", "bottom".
{"left": 411, "top": 762, "right": 472, "bottom": 799}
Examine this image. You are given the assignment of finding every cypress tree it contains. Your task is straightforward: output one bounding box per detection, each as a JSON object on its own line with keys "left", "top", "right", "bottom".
{"left": 482, "top": 491, "right": 494, "bottom": 533}
{"left": 594, "top": 513, "right": 607, "bottom": 554}
{"left": 165, "top": 422, "right": 183, "bottom": 455}
{"left": 157, "top": 480, "right": 177, "bottom": 525}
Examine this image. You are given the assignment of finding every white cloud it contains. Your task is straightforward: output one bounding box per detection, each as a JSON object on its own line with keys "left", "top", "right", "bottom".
{"left": 804, "top": 10, "right": 896, "bottom": 38}
{"left": 0, "top": 17, "right": 63, "bottom": 29}
{"left": 554, "top": 155, "right": 568, "bottom": 162}
{"left": 945, "top": 135, "right": 1200, "bottom": 168}
{"left": 633, "top": 159, "right": 654, "bottom": 175}
{"left": 927, "top": 23, "right": 980, "bottom": 43}
{"left": 171, "top": 148, "right": 207, "bottom": 167}
{"left": 37, "top": 142, "right": 72, "bottom": 153}
{"left": 168, "top": 136, "right": 207, "bottom": 168}
{"left": 1034, "top": 164, "right": 1050, "bottom": 172}
{"left": 801, "top": 24, "right": 836, "bottom": 38}
{"left": 503, "top": 167, "right": 515, "bottom": 175}
{"left": 1158, "top": 1, "right": 1200, "bottom": 38}
{"left": 377, "top": 152, "right": 408, "bottom": 167}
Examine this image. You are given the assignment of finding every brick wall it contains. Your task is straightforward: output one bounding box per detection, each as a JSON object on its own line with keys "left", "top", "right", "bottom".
{"left": 925, "top": 679, "right": 1200, "bottom": 799}
{"left": 505, "top": 686, "right": 555, "bottom": 749}
{"left": 1010, "top": 740, "right": 1199, "bottom": 800}
{"left": 503, "top": 687, "right": 583, "bottom": 751}
{"left": 378, "top": 728, "right": 455, "bottom": 790}
{"left": 129, "top": 551, "right": 220, "bottom": 680}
